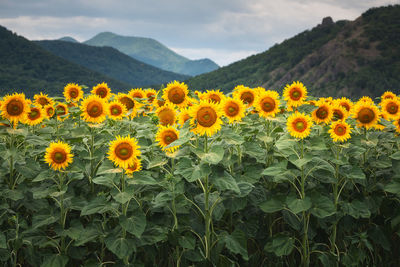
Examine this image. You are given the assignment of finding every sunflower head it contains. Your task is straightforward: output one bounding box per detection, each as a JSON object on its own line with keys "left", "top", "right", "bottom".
{"left": 34, "top": 92, "right": 54, "bottom": 107}
{"left": 129, "top": 88, "right": 145, "bottom": 99}
{"left": 283, "top": 81, "right": 308, "bottom": 107}
{"left": 117, "top": 93, "right": 136, "bottom": 110}
{"left": 55, "top": 103, "right": 69, "bottom": 121}
{"left": 163, "top": 80, "right": 189, "bottom": 108}
{"left": 381, "top": 98, "right": 400, "bottom": 120}
{"left": 108, "top": 135, "right": 141, "bottom": 169}
{"left": 221, "top": 97, "right": 246, "bottom": 123}
{"left": 331, "top": 104, "right": 349, "bottom": 121}
{"left": 145, "top": 89, "right": 157, "bottom": 104}
{"left": 23, "top": 106, "right": 44, "bottom": 126}
{"left": 199, "top": 89, "right": 225, "bottom": 104}
{"left": 334, "top": 97, "right": 353, "bottom": 113}
{"left": 255, "top": 90, "right": 280, "bottom": 118}
{"left": 178, "top": 108, "right": 191, "bottom": 126}
{"left": 381, "top": 91, "right": 396, "bottom": 101}
{"left": 92, "top": 82, "right": 111, "bottom": 99}
{"left": 108, "top": 100, "right": 127, "bottom": 120}
{"left": 393, "top": 117, "right": 400, "bottom": 134}
{"left": 328, "top": 120, "right": 352, "bottom": 142}
{"left": 353, "top": 102, "right": 380, "bottom": 129}
{"left": 44, "top": 104, "right": 55, "bottom": 119}
{"left": 63, "top": 83, "right": 83, "bottom": 102}
{"left": 80, "top": 95, "right": 109, "bottom": 123}
{"left": 44, "top": 141, "right": 73, "bottom": 171}
{"left": 287, "top": 112, "right": 313, "bottom": 139}
{"left": 156, "top": 103, "right": 176, "bottom": 126}
{"left": 233, "top": 85, "right": 256, "bottom": 107}
{"left": 1, "top": 93, "right": 30, "bottom": 124}
{"left": 125, "top": 157, "right": 142, "bottom": 175}
{"left": 189, "top": 100, "right": 223, "bottom": 136}
{"left": 156, "top": 125, "right": 180, "bottom": 153}
{"left": 358, "top": 96, "right": 374, "bottom": 104}
{"left": 312, "top": 102, "right": 333, "bottom": 124}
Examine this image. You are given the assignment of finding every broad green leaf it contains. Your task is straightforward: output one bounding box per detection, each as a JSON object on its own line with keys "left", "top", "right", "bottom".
{"left": 127, "top": 171, "right": 158, "bottom": 185}
{"left": 93, "top": 174, "right": 115, "bottom": 187}
{"left": 199, "top": 145, "right": 225, "bottom": 165}
{"left": 311, "top": 195, "right": 335, "bottom": 218}
{"left": 81, "top": 196, "right": 114, "bottom": 216}
{"left": 342, "top": 200, "right": 371, "bottom": 219}
{"left": 390, "top": 151, "right": 400, "bottom": 160}
{"left": 120, "top": 211, "right": 146, "bottom": 238}
{"left": 178, "top": 234, "right": 196, "bottom": 250}
{"left": 259, "top": 196, "right": 285, "bottom": 213}
{"left": 343, "top": 165, "right": 366, "bottom": 180}
{"left": 139, "top": 226, "right": 168, "bottom": 246}
{"left": 264, "top": 234, "right": 295, "bottom": 256}
{"left": 147, "top": 156, "right": 168, "bottom": 169}
{"left": 262, "top": 166, "right": 286, "bottom": 176}
{"left": 290, "top": 155, "right": 313, "bottom": 169}
{"left": 287, "top": 197, "right": 312, "bottom": 214}
{"left": 384, "top": 181, "right": 400, "bottom": 195}
{"left": 41, "top": 254, "right": 69, "bottom": 267}
{"left": 0, "top": 233, "right": 6, "bottom": 249}
{"left": 32, "top": 170, "right": 54, "bottom": 182}
{"left": 113, "top": 192, "right": 132, "bottom": 204}
{"left": 32, "top": 215, "right": 58, "bottom": 229}
{"left": 105, "top": 236, "right": 136, "bottom": 260}
{"left": 222, "top": 230, "right": 248, "bottom": 260}
{"left": 210, "top": 169, "right": 240, "bottom": 193}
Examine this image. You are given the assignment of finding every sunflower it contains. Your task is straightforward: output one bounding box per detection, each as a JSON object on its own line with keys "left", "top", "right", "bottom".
{"left": 198, "top": 89, "right": 226, "bottom": 104}
{"left": 287, "top": 112, "right": 313, "bottom": 139}
{"left": 162, "top": 80, "right": 189, "bottom": 108}
{"left": 80, "top": 95, "right": 109, "bottom": 123}
{"left": 63, "top": 83, "right": 83, "bottom": 102}
{"left": 55, "top": 103, "right": 69, "bottom": 121}
{"left": 335, "top": 97, "right": 353, "bottom": 113}
{"left": 381, "top": 91, "right": 396, "bottom": 101}
{"left": 233, "top": 85, "right": 256, "bottom": 107}
{"left": 1, "top": 93, "right": 30, "bottom": 124}
{"left": 23, "top": 106, "right": 44, "bottom": 126}
{"left": 393, "top": 117, "right": 400, "bottom": 134}
{"left": 189, "top": 100, "right": 223, "bottom": 136}
{"left": 44, "top": 141, "right": 73, "bottom": 171}
{"left": 221, "top": 97, "right": 246, "bottom": 123}
{"left": 353, "top": 102, "right": 380, "bottom": 129}
{"left": 108, "top": 135, "right": 141, "bottom": 169}
{"left": 381, "top": 98, "right": 400, "bottom": 120}
{"left": 358, "top": 96, "right": 374, "bottom": 104}
{"left": 156, "top": 125, "right": 180, "bottom": 153}
{"left": 145, "top": 89, "right": 157, "bottom": 104}
{"left": 254, "top": 86, "right": 266, "bottom": 96}
{"left": 283, "top": 81, "right": 307, "bottom": 107}
{"left": 129, "top": 88, "right": 145, "bottom": 99}
{"left": 331, "top": 104, "right": 349, "bottom": 121}
{"left": 34, "top": 92, "right": 54, "bottom": 107}
{"left": 329, "top": 121, "right": 352, "bottom": 142}
{"left": 311, "top": 102, "right": 333, "bottom": 124}
{"left": 44, "top": 104, "right": 55, "bottom": 119}
{"left": 91, "top": 82, "right": 111, "bottom": 100}
{"left": 156, "top": 103, "right": 176, "bottom": 126}
{"left": 108, "top": 101, "right": 127, "bottom": 120}
{"left": 178, "top": 108, "right": 191, "bottom": 126}
{"left": 117, "top": 93, "right": 139, "bottom": 118}
{"left": 254, "top": 90, "right": 280, "bottom": 118}
{"left": 125, "top": 157, "right": 142, "bottom": 175}
{"left": 372, "top": 123, "right": 386, "bottom": 131}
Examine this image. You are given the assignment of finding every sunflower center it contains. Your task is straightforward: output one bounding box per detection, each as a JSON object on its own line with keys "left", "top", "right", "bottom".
{"left": 158, "top": 108, "right": 175, "bottom": 126}
{"left": 6, "top": 100, "right": 24, "bottom": 116}
{"left": 97, "top": 88, "right": 107, "bottom": 98}
{"left": 147, "top": 93, "right": 155, "bottom": 103}
{"left": 47, "top": 108, "right": 54, "bottom": 116}
{"left": 168, "top": 87, "right": 185, "bottom": 104}
{"left": 120, "top": 97, "right": 134, "bottom": 110}
{"left": 28, "top": 109, "right": 40, "bottom": 120}
{"left": 53, "top": 151, "right": 66, "bottom": 163}
{"left": 261, "top": 97, "right": 275, "bottom": 112}
{"left": 87, "top": 101, "right": 103, "bottom": 118}
{"left": 290, "top": 89, "right": 301, "bottom": 100}
{"left": 293, "top": 119, "right": 307, "bottom": 132}
{"left": 115, "top": 143, "right": 133, "bottom": 160}
{"left": 56, "top": 106, "right": 66, "bottom": 116}
{"left": 240, "top": 92, "right": 254, "bottom": 105}
{"left": 38, "top": 97, "right": 49, "bottom": 106}
{"left": 226, "top": 102, "right": 239, "bottom": 116}
{"left": 358, "top": 107, "right": 375, "bottom": 123}
{"left": 333, "top": 110, "right": 344, "bottom": 120}
{"left": 209, "top": 94, "right": 221, "bottom": 103}
{"left": 316, "top": 107, "right": 328, "bottom": 119}
{"left": 334, "top": 125, "right": 346, "bottom": 136}
{"left": 70, "top": 90, "right": 77, "bottom": 98}
{"left": 341, "top": 103, "right": 350, "bottom": 112}
{"left": 111, "top": 106, "right": 121, "bottom": 115}
{"left": 387, "top": 103, "right": 398, "bottom": 114}
{"left": 197, "top": 107, "right": 217, "bottom": 127}
{"left": 163, "top": 131, "right": 178, "bottom": 145}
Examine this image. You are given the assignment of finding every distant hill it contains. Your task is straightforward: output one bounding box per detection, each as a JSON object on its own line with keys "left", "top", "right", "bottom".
{"left": 0, "top": 26, "right": 132, "bottom": 97}
{"left": 84, "top": 32, "right": 219, "bottom": 76}
{"left": 35, "top": 40, "right": 189, "bottom": 87}
{"left": 187, "top": 5, "right": 400, "bottom": 98}
{"left": 58, "top": 36, "right": 78, "bottom": 43}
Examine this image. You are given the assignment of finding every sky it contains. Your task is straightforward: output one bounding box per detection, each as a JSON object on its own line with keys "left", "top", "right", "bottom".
{"left": 0, "top": 0, "right": 398, "bottom": 66}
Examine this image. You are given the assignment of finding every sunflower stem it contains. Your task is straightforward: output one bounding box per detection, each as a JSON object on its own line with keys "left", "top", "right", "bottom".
{"left": 89, "top": 127, "right": 95, "bottom": 193}
{"left": 8, "top": 133, "right": 15, "bottom": 189}
{"left": 330, "top": 144, "right": 341, "bottom": 261}
{"left": 300, "top": 138, "right": 309, "bottom": 267}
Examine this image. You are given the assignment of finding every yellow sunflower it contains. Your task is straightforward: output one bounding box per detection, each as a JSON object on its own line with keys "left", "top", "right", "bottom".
{"left": 329, "top": 121, "right": 352, "bottom": 142}
{"left": 254, "top": 90, "right": 280, "bottom": 118}
{"left": 353, "top": 102, "right": 380, "bottom": 129}
{"left": 311, "top": 102, "right": 333, "bottom": 124}
{"left": 189, "top": 100, "right": 223, "bottom": 136}
{"left": 393, "top": 117, "right": 400, "bottom": 134}
{"left": 91, "top": 82, "right": 112, "bottom": 100}
{"left": 125, "top": 157, "right": 142, "bottom": 175}
{"left": 145, "top": 89, "right": 157, "bottom": 103}
{"left": 44, "top": 141, "right": 73, "bottom": 171}
{"left": 155, "top": 125, "right": 180, "bottom": 153}
{"left": 34, "top": 92, "right": 54, "bottom": 107}
{"left": 1, "top": 93, "right": 30, "bottom": 124}
{"left": 117, "top": 93, "right": 139, "bottom": 118}
{"left": 44, "top": 104, "right": 55, "bottom": 119}
{"left": 381, "top": 98, "right": 400, "bottom": 120}
{"left": 221, "top": 97, "right": 246, "bottom": 123}
{"left": 108, "top": 101, "right": 127, "bottom": 120}
{"left": 331, "top": 104, "right": 349, "bottom": 121}
{"left": 108, "top": 135, "right": 141, "bottom": 169}
{"left": 381, "top": 91, "right": 396, "bottom": 101}
{"left": 129, "top": 88, "right": 145, "bottom": 99}
{"left": 287, "top": 112, "right": 313, "bottom": 139}
{"left": 232, "top": 85, "right": 256, "bottom": 107}
{"left": 156, "top": 103, "right": 176, "bottom": 126}
{"left": 162, "top": 80, "right": 189, "bottom": 108}
{"left": 55, "top": 103, "right": 69, "bottom": 121}
{"left": 23, "top": 106, "right": 44, "bottom": 126}
{"left": 198, "top": 89, "right": 226, "bottom": 104}
{"left": 178, "top": 108, "right": 191, "bottom": 126}
{"left": 283, "top": 81, "right": 307, "bottom": 107}
{"left": 358, "top": 96, "right": 374, "bottom": 104}
{"left": 63, "top": 83, "right": 83, "bottom": 102}
{"left": 335, "top": 97, "right": 353, "bottom": 113}
{"left": 80, "top": 95, "right": 109, "bottom": 123}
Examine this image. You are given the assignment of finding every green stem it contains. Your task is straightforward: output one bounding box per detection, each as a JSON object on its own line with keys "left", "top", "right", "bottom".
{"left": 203, "top": 135, "right": 211, "bottom": 260}
{"left": 89, "top": 127, "right": 95, "bottom": 193}
{"left": 59, "top": 172, "right": 67, "bottom": 254}
{"left": 300, "top": 139, "right": 309, "bottom": 267}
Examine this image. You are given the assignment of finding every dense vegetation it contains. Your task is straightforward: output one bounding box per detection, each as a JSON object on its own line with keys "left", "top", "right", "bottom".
{"left": 187, "top": 5, "right": 400, "bottom": 98}
{"left": 35, "top": 40, "right": 189, "bottom": 87}
{"left": 84, "top": 32, "right": 219, "bottom": 76}
{"left": 0, "top": 26, "right": 132, "bottom": 97}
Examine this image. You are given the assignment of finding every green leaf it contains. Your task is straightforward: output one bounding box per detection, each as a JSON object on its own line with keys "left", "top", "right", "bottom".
{"left": 287, "top": 197, "right": 312, "bottom": 214}
{"left": 390, "top": 151, "right": 400, "bottom": 160}
{"left": 199, "top": 145, "right": 225, "bottom": 165}
{"left": 113, "top": 192, "right": 132, "bottom": 204}
{"left": 222, "top": 230, "right": 248, "bottom": 260}
{"left": 66, "top": 225, "right": 100, "bottom": 246}
{"left": 342, "top": 200, "right": 371, "bottom": 219}
{"left": 0, "top": 233, "right": 6, "bottom": 249}
{"left": 262, "top": 166, "right": 286, "bottom": 176}
{"left": 120, "top": 211, "right": 146, "bottom": 238}
{"left": 344, "top": 165, "right": 366, "bottom": 180}
{"left": 32, "top": 170, "right": 54, "bottom": 182}
{"left": 210, "top": 169, "right": 240, "bottom": 193}
{"left": 384, "top": 181, "right": 400, "bottom": 195}
{"left": 264, "top": 234, "right": 295, "bottom": 256}
{"left": 32, "top": 215, "right": 58, "bottom": 229}
{"left": 41, "top": 254, "right": 69, "bottom": 267}
{"left": 178, "top": 234, "right": 196, "bottom": 250}
{"left": 105, "top": 236, "right": 136, "bottom": 260}
{"left": 127, "top": 171, "right": 158, "bottom": 185}
{"left": 93, "top": 174, "right": 115, "bottom": 187}
{"left": 311, "top": 195, "right": 335, "bottom": 218}
{"left": 259, "top": 196, "right": 285, "bottom": 213}
{"left": 147, "top": 156, "right": 168, "bottom": 169}
{"left": 81, "top": 196, "right": 114, "bottom": 216}
{"left": 290, "top": 155, "right": 313, "bottom": 169}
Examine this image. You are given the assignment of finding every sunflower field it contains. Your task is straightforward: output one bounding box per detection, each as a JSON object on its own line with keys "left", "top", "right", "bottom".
{"left": 0, "top": 81, "right": 400, "bottom": 267}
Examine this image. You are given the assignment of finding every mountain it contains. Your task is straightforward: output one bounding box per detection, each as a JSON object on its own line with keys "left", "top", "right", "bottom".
{"left": 84, "top": 32, "right": 219, "bottom": 76}
{"left": 35, "top": 40, "right": 189, "bottom": 87}
{"left": 187, "top": 5, "right": 400, "bottom": 98}
{"left": 58, "top": 36, "right": 79, "bottom": 43}
{"left": 0, "top": 26, "right": 132, "bottom": 97}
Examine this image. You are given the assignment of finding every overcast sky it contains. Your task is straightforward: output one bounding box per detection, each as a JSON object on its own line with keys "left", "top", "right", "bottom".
{"left": 0, "top": 0, "right": 398, "bottom": 66}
